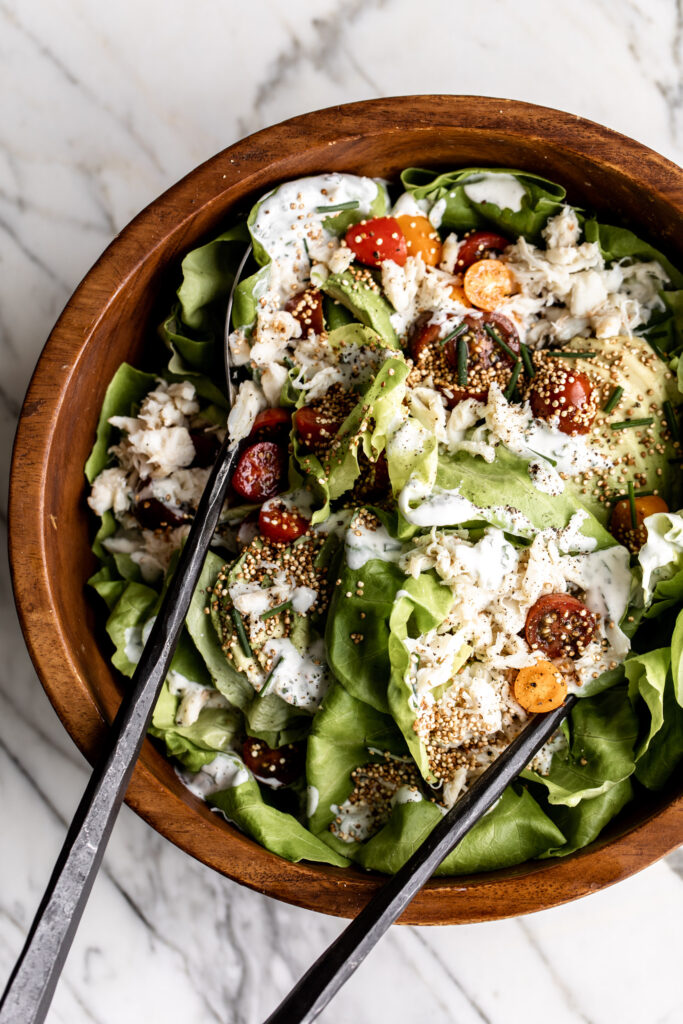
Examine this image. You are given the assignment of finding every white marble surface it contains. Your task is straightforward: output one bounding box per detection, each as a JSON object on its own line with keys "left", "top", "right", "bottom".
{"left": 1, "top": 1, "right": 682, "bottom": 1021}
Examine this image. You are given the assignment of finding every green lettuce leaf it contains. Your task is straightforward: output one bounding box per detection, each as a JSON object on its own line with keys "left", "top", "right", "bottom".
{"left": 521, "top": 687, "right": 638, "bottom": 806}
{"left": 400, "top": 167, "right": 566, "bottom": 241}
{"left": 538, "top": 778, "right": 634, "bottom": 858}
{"left": 306, "top": 682, "right": 408, "bottom": 841}
{"left": 149, "top": 682, "right": 241, "bottom": 772}
{"left": 85, "top": 363, "right": 157, "bottom": 483}
{"left": 625, "top": 646, "right": 683, "bottom": 789}
{"left": 356, "top": 786, "right": 564, "bottom": 876}
{"left": 209, "top": 778, "right": 350, "bottom": 867}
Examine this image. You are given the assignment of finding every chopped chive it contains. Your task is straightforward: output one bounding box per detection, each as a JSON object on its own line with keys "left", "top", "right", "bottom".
{"left": 456, "top": 337, "right": 469, "bottom": 386}
{"left": 283, "top": 355, "right": 297, "bottom": 371}
{"left": 527, "top": 447, "right": 558, "bottom": 468}
{"left": 315, "top": 200, "right": 360, "bottom": 213}
{"left": 261, "top": 600, "right": 293, "bottom": 620}
{"left": 608, "top": 489, "right": 653, "bottom": 504}
{"left": 504, "top": 360, "right": 522, "bottom": 401}
{"left": 663, "top": 400, "right": 680, "bottom": 441}
{"left": 260, "top": 657, "right": 283, "bottom": 697}
{"left": 646, "top": 337, "right": 666, "bottom": 360}
{"left": 439, "top": 322, "right": 468, "bottom": 346}
{"left": 602, "top": 385, "right": 624, "bottom": 414}
{"left": 546, "top": 350, "right": 597, "bottom": 359}
{"left": 483, "top": 322, "right": 517, "bottom": 360}
{"left": 230, "top": 607, "right": 253, "bottom": 658}
{"left": 610, "top": 417, "right": 654, "bottom": 430}
{"left": 520, "top": 342, "right": 536, "bottom": 378}
{"left": 628, "top": 481, "right": 638, "bottom": 530}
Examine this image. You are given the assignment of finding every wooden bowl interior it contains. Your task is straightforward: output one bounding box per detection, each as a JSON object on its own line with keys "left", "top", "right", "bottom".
{"left": 11, "top": 98, "right": 683, "bottom": 923}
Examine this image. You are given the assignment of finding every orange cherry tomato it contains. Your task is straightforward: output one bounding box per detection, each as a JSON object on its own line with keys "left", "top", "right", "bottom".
{"left": 449, "top": 282, "right": 472, "bottom": 307}
{"left": 396, "top": 214, "right": 442, "bottom": 266}
{"left": 610, "top": 495, "right": 669, "bottom": 553}
{"left": 513, "top": 662, "right": 567, "bottom": 713}
{"left": 344, "top": 217, "right": 407, "bottom": 267}
{"left": 463, "top": 258, "right": 515, "bottom": 311}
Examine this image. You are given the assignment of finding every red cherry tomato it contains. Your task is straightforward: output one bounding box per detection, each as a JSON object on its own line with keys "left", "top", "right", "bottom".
{"left": 249, "top": 407, "right": 292, "bottom": 443}
{"left": 241, "top": 737, "right": 305, "bottom": 785}
{"left": 525, "top": 594, "right": 598, "bottom": 660}
{"left": 610, "top": 495, "right": 669, "bottom": 553}
{"left": 190, "top": 430, "right": 220, "bottom": 468}
{"left": 231, "top": 441, "right": 287, "bottom": 502}
{"left": 456, "top": 230, "right": 510, "bottom": 271}
{"left": 285, "top": 287, "right": 325, "bottom": 336}
{"left": 259, "top": 500, "right": 309, "bottom": 543}
{"left": 134, "top": 497, "right": 185, "bottom": 531}
{"left": 529, "top": 364, "right": 596, "bottom": 435}
{"left": 294, "top": 406, "right": 344, "bottom": 447}
{"left": 344, "top": 217, "right": 408, "bottom": 267}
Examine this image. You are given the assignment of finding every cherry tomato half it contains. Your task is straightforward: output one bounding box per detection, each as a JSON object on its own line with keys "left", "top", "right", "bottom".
{"left": 285, "top": 287, "right": 325, "bottom": 336}
{"left": 396, "top": 214, "right": 442, "bottom": 266}
{"left": 610, "top": 495, "right": 669, "bottom": 553}
{"left": 249, "top": 407, "right": 292, "bottom": 443}
{"left": 529, "top": 364, "right": 596, "bottom": 435}
{"left": 456, "top": 230, "right": 510, "bottom": 271}
{"left": 525, "top": 594, "right": 598, "bottom": 660}
{"left": 294, "top": 404, "right": 349, "bottom": 447}
{"left": 241, "top": 737, "right": 305, "bottom": 785}
{"left": 463, "top": 258, "right": 515, "bottom": 311}
{"left": 259, "top": 499, "right": 309, "bottom": 543}
{"left": 190, "top": 430, "right": 220, "bottom": 468}
{"left": 134, "top": 497, "right": 186, "bottom": 531}
{"left": 231, "top": 441, "right": 287, "bottom": 502}
{"left": 344, "top": 217, "right": 407, "bottom": 268}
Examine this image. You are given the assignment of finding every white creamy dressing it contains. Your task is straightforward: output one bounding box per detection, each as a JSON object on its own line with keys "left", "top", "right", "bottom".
{"left": 428, "top": 198, "right": 447, "bottom": 228}
{"left": 462, "top": 173, "right": 526, "bottom": 212}
{"left": 391, "top": 192, "right": 431, "bottom": 219}
{"left": 260, "top": 636, "right": 331, "bottom": 711}
{"left": 391, "top": 786, "right": 423, "bottom": 807}
{"left": 344, "top": 517, "right": 404, "bottom": 570}
{"left": 250, "top": 173, "right": 383, "bottom": 269}
{"left": 399, "top": 474, "right": 536, "bottom": 538}
{"left": 180, "top": 753, "right": 250, "bottom": 799}
{"left": 639, "top": 511, "right": 683, "bottom": 602}
{"left": 306, "top": 786, "right": 320, "bottom": 817}
{"left": 167, "top": 670, "right": 229, "bottom": 728}
{"left": 123, "top": 626, "right": 144, "bottom": 666}
{"left": 329, "top": 800, "right": 376, "bottom": 843}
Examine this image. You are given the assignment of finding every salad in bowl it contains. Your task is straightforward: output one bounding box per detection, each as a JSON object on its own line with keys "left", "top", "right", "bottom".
{"left": 84, "top": 166, "right": 683, "bottom": 875}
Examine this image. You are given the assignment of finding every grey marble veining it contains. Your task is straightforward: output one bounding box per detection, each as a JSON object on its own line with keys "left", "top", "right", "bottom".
{"left": 1, "top": 1, "right": 682, "bottom": 1022}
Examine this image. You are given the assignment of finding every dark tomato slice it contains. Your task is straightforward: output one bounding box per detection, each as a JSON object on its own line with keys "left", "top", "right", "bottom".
{"left": 189, "top": 430, "right": 220, "bottom": 468}
{"left": 259, "top": 500, "right": 309, "bottom": 543}
{"left": 294, "top": 406, "right": 344, "bottom": 447}
{"left": 408, "top": 313, "right": 441, "bottom": 363}
{"left": 443, "top": 312, "right": 520, "bottom": 373}
{"left": 134, "top": 497, "right": 185, "bottom": 531}
{"left": 241, "top": 737, "right": 305, "bottom": 786}
{"left": 456, "top": 230, "right": 510, "bottom": 271}
{"left": 285, "top": 287, "right": 325, "bottom": 336}
{"left": 231, "top": 441, "right": 287, "bottom": 502}
{"left": 610, "top": 495, "right": 669, "bottom": 553}
{"left": 344, "top": 216, "right": 407, "bottom": 267}
{"left": 529, "top": 364, "right": 596, "bottom": 435}
{"left": 249, "top": 407, "right": 292, "bottom": 443}
{"left": 525, "top": 594, "right": 598, "bottom": 660}
{"left": 353, "top": 451, "right": 391, "bottom": 503}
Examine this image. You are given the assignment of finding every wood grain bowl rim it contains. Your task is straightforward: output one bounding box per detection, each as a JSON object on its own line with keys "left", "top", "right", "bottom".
{"left": 8, "top": 96, "right": 683, "bottom": 925}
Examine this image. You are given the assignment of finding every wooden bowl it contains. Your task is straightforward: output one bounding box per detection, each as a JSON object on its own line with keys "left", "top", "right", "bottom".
{"left": 9, "top": 96, "right": 683, "bottom": 924}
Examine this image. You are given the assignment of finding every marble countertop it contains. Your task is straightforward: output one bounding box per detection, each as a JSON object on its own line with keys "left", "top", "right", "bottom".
{"left": 1, "top": 1, "right": 682, "bottom": 1021}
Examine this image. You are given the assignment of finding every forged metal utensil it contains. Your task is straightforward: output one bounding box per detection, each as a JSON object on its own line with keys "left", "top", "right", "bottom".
{"left": 264, "top": 695, "right": 576, "bottom": 1024}
{"left": 0, "top": 246, "right": 253, "bottom": 1024}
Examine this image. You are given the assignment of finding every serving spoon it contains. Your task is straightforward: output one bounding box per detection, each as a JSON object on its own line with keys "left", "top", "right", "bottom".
{"left": 0, "top": 244, "right": 576, "bottom": 1024}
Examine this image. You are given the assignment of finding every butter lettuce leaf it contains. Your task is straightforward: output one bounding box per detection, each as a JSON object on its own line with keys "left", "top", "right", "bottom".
{"left": 626, "top": 643, "right": 683, "bottom": 789}
{"left": 209, "top": 778, "right": 350, "bottom": 867}
{"left": 85, "top": 363, "right": 157, "bottom": 483}
{"left": 149, "top": 682, "right": 241, "bottom": 772}
{"left": 400, "top": 167, "right": 566, "bottom": 241}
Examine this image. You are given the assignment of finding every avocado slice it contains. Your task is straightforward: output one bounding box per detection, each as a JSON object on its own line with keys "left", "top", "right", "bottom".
{"left": 321, "top": 268, "right": 399, "bottom": 349}
{"left": 563, "top": 335, "right": 682, "bottom": 522}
